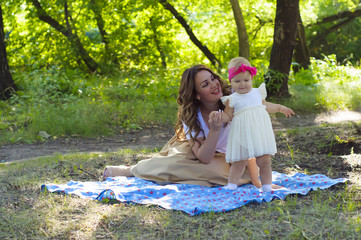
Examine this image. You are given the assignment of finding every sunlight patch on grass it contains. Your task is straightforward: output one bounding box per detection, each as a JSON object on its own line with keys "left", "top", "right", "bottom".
{"left": 315, "top": 111, "right": 361, "bottom": 124}
{"left": 35, "top": 193, "right": 118, "bottom": 239}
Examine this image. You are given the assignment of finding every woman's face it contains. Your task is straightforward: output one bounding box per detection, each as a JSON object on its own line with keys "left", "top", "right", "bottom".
{"left": 195, "top": 70, "right": 223, "bottom": 105}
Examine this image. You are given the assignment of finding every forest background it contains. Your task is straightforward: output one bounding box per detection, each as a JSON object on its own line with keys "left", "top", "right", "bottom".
{"left": 0, "top": 0, "right": 360, "bottom": 143}
{"left": 1, "top": 0, "right": 361, "bottom": 239}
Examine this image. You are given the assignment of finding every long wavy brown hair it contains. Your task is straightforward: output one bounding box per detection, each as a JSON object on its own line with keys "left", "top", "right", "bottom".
{"left": 175, "top": 65, "right": 231, "bottom": 144}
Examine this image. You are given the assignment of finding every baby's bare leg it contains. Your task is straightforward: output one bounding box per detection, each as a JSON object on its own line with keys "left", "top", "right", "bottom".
{"left": 225, "top": 160, "right": 248, "bottom": 190}
{"left": 256, "top": 155, "right": 274, "bottom": 191}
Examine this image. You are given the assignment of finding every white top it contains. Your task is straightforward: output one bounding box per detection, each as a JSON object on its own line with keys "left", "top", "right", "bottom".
{"left": 222, "top": 82, "right": 267, "bottom": 111}
{"left": 182, "top": 108, "right": 230, "bottom": 153}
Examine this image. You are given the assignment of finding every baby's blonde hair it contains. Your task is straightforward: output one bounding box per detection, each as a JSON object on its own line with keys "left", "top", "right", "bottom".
{"left": 228, "top": 57, "right": 252, "bottom": 70}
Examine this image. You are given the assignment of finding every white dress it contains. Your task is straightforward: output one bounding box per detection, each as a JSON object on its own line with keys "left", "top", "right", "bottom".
{"left": 221, "top": 83, "right": 277, "bottom": 163}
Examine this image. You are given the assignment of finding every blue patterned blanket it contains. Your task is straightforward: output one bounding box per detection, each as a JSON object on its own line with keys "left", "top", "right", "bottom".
{"left": 41, "top": 171, "right": 348, "bottom": 215}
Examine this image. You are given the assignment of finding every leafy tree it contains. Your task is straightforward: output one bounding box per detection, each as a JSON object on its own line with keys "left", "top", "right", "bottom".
{"left": 3, "top": 0, "right": 360, "bottom": 75}
{"left": 266, "top": 0, "right": 299, "bottom": 98}
{"left": 149, "top": 16, "right": 167, "bottom": 69}
{"left": 115, "top": 0, "right": 176, "bottom": 69}
{"left": 30, "top": 0, "right": 99, "bottom": 72}
{"left": 159, "top": 0, "right": 222, "bottom": 69}
{"left": 0, "top": 5, "right": 16, "bottom": 100}
{"left": 293, "top": 3, "right": 361, "bottom": 71}
{"left": 308, "top": 7, "right": 361, "bottom": 61}
{"left": 88, "top": 0, "right": 118, "bottom": 65}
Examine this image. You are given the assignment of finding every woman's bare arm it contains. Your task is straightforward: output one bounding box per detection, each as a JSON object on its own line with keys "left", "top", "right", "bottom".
{"left": 191, "top": 131, "right": 220, "bottom": 164}
{"left": 191, "top": 110, "right": 223, "bottom": 164}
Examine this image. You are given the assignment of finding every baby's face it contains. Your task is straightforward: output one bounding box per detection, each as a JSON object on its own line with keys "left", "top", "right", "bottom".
{"left": 230, "top": 71, "right": 253, "bottom": 94}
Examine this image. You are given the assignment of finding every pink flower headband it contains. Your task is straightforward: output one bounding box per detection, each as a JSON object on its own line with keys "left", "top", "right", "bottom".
{"left": 228, "top": 63, "right": 257, "bottom": 82}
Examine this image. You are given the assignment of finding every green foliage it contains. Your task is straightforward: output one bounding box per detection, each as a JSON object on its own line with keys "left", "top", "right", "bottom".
{"left": 1, "top": 55, "right": 360, "bottom": 143}
{"left": 288, "top": 55, "right": 361, "bottom": 112}
{"left": 0, "top": 68, "right": 179, "bottom": 143}
{"left": 2, "top": 0, "right": 360, "bottom": 73}
{"left": 303, "top": 0, "right": 361, "bottom": 64}
{"left": 1, "top": 0, "right": 361, "bottom": 142}
{"left": 3, "top": 0, "right": 279, "bottom": 71}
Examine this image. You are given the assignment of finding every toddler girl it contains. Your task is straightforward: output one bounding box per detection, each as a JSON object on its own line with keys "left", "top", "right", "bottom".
{"left": 210, "top": 57, "right": 294, "bottom": 191}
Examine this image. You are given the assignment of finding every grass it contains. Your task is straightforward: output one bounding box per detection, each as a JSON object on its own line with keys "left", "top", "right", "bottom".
{"left": 0, "top": 68, "right": 179, "bottom": 143}
{"left": 287, "top": 55, "right": 361, "bottom": 113}
{"left": 1, "top": 122, "right": 361, "bottom": 239}
{"left": 1, "top": 57, "right": 361, "bottom": 238}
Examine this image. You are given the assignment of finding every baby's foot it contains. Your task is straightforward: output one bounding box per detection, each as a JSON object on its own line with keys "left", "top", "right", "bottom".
{"left": 271, "top": 184, "right": 282, "bottom": 189}
{"left": 262, "top": 184, "right": 283, "bottom": 192}
{"left": 223, "top": 183, "right": 238, "bottom": 190}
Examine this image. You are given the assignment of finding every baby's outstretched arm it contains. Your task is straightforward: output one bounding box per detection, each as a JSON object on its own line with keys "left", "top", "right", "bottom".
{"left": 279, "top": 105, "right": 295, "bottom": 118}
{"left": 264, "top": 101, "right": 295, "bottom": 118}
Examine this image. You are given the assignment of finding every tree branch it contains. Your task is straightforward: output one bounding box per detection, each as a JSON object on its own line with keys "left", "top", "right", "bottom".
{"left": 89, "top": 0, "right": 109, "bottom": 45}
{"left": 158, "top": 0, "right": 222, "bottom": 69}
{"left": 310, "top": 8, "right": 361, "bottom": 26}
{"left": 251, "top": 15, "right": 272, "bottom": 40}
{"left": 31, "top": 0, "right": 99, "bottom": 72}
{"left": 31, "top": 0, "right": 70, "bottom": 36}
{"left": 310, "top": 17, "right": 356, "bottom": 50}
{"left": 64, "top": 0, "right": 71, "bottom": 31}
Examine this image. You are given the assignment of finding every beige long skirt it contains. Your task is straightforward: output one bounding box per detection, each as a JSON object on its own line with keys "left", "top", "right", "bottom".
{"left": 130, "top": 135, "right": 251, "bottom": 187}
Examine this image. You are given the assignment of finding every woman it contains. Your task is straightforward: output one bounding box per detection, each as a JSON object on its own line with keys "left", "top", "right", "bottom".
{"left": 103, "top": 65, "right": 289, "bottom": 187}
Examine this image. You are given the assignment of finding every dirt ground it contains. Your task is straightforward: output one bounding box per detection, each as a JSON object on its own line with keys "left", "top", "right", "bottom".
{"left": 1, "top": 110, "right": 361, "bottom": 168}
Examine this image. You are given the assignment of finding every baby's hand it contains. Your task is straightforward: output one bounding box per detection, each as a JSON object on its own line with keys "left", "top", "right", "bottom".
{"left": 280, "top": 106, "right": 295, "bottom": 118}
{"left": 209, "top": 110, "right": 223, "bottom": 130}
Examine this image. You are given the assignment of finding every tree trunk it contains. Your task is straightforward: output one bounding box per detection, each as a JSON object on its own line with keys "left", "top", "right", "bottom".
{"left": 150, "top": 17, "right": 167, "bottom": 69}
{"left": 89, "top": 0, "right": 118, "bottom": 65}
{"left": 159, "top": 0, "right": 222, "bottom": 69}
{"left": 229, "top": 0, "right": 249, "bottom": 59}
{"left": 0, "top": 5, "right": 17, "bottom": 100}
{"left": 265, "top": 0, "right": 299, "bottom": 98}
{"left": 89, "top": 0, "right": 108, "bottom": 46}
{"left": 293, "top": 10, "right": 310, "bottom": 73}
{"left": 31, "top": 0, "right": 99, "bottom": 73}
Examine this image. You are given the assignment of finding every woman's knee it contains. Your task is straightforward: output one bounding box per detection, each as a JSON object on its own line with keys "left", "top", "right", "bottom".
{"left": 209, "top": 156, "right": 228, "bottom": 167}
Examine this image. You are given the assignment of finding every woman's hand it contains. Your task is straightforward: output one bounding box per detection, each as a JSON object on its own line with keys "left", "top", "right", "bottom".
{"left": 209, "top": 110, "right": 223, "bottom": 131}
